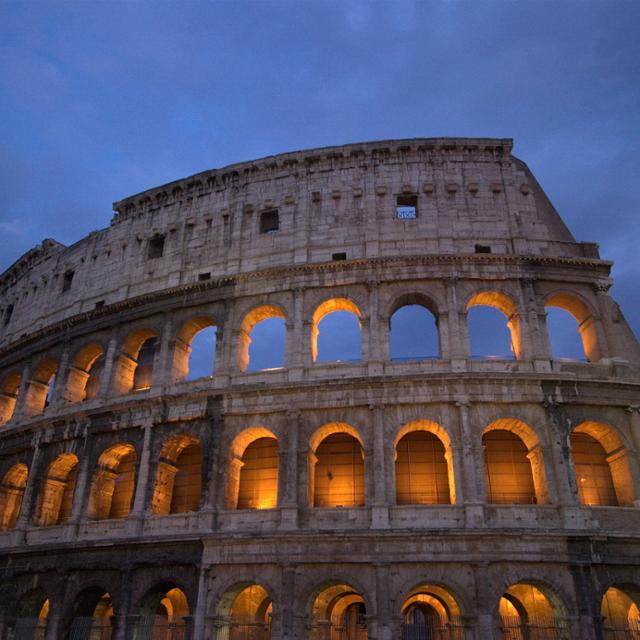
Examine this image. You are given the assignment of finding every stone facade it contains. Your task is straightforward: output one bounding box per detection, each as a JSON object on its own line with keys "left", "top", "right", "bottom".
{"left": 0, "top": 138, "right": 639, "bottom": 640}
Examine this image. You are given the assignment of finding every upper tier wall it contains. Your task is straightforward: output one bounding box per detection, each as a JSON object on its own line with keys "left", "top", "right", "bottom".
{"left": 0, "top": 138, "right": 597, "bottom": 349}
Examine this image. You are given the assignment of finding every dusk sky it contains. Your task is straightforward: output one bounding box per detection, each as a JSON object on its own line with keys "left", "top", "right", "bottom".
{"left": 1, "top": 1, "right": 639, "bottom": 348}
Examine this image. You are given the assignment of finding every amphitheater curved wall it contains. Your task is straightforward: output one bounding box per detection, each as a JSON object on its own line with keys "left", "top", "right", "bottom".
{"left": 0, "top": 138, "right": 639, "bottom": 640}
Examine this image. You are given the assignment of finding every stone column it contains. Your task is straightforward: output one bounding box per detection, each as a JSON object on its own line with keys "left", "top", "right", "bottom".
{"left": 67, "top": 444, "right": 92, "bottom": 533}
{"left": 98, "top": 334, "right": 119, "bottom": 399}
{"left": 155, "top": 314, "right": 174, "bottom": 390}
{"left": 287, "top": 287, "right": 305, "bottom": 382}
{"left": 50, "top": 345, "right": 70, "bottom": 407}
{"left": 280, "top": 410, "right": 300, "bottom": 529}
{"left": 521, "top": 279, "right": 552, "bottom": 369}
{"left": 192, "top": 566, "right": 209, "bottom": 640}
{"left": 445, "top": 278, "right": 468, "bottom": 369}
{"left": 112, "top": 571, "right": 132, "bottom": 640}
{"left": 11, "top": 362, "right": 32, "bottom": 423}
{"left": 370, "top": 404, "right": 389, "bottom": 528}
{"left": 280, "top": 564, "right": 297, "bottom": 639}
{"left": 12, "top": 433, "right": 41, "bottom": 542}
{"left": 375, "top": 564, "right": 392, "bottom": 640}
{"left": 129, "top": 424, "right": 152, "bottom": 531}
{"left": 626, "top": 406, "right": 640, "bottom": 507}
{"left": 367, "top": 280, "right": 384, "bottom": 375}
{"left": 43, "top": 613, "right": 62, "bottom": 640}
{"left": 457, "top": 401, "right": 485, "bottom": 527}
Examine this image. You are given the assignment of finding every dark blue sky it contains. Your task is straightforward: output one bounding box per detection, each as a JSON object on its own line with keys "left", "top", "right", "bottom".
{"left": 1, "top": 0, "right": 639, "bottom": 342}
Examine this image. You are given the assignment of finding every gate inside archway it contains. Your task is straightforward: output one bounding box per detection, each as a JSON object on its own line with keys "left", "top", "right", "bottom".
{"left": 133, "top": 585, "right": 189, "bottom": 640}
{"left": 9, "top": 590, "right": 49, "bottom": 640}
{"left": 309, "top": 583, "right": 367, "bottom": 640}
{"left": 66, "top": 588, "right": 112, "bottom": 640}
{"left": 400, "top": 584, "right": 464, "bottom": 640}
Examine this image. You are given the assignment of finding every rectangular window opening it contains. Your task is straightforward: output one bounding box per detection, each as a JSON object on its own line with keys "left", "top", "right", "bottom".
{"left": 259, "top": 209, "right": 280, "bottom": 234}
{"left": 95, "top": 300, "right": 105, "bottom": 309}
{"left": 4, "top": 304, "right": 13, "bottom": 326}
{"left": 475, "top": 244, "right": 491, "bottom": 254}
{"left": 62, "top": 270, "right": 74, "bottom": 292}
{"left": 198, "top": 272, "right": 211, "bottom": 281}
{"left": 396, "top": 194, "right": 418, "bottom": 219}
{"left": 332, "top": 252, "right": 347, "bottom": 261}
{"left": 147, "top": 234, "right": 165, "bottom": 259}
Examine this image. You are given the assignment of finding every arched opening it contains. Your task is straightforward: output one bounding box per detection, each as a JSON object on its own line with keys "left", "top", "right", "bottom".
{"left": 215, "top": 583, "right": 273, "bottom": 640}
{"left": 309, "top": 582, "right": 368, "bottom": 640}
{"left": 467, "top": 291, "right": 521, "bottom": 360}
{"left": 400, "top": 583, "right": 463, "bottom": 640}
{"left": 10, "top": 589, "right": 49, "bottom": 640}
{"left": 498, "top": 583, "right": 568, "bottom": 639}
{"left": 239, "top": 305, "right": 287, "bottom": 373}
{"left": 395, "top": 423, "right": 453, "bottom": 505}
{"left": 0, "top": 371, "right": 21, "bottom": 426}
{"left": 66, "top": 587, "right": 113, "bottom": 639}
{"left": 87, "top": 444, "right": 137, "bottom": 520}
{"left": 0, "top": 462, "right": 28, "bottom": 530}
{"left": 389, "top": 295, "right": 439, "bottom": 361}
{"left": 483, "top": 420, "right": 548, "bottom": 505}
{"left": 310, "top": 425, "right": 365, "bottom": 508}
{"left": 24, "top": 358, "right": 58, "bottom": 416}
{"left": 545, "top": 293, "right": 599, "bottom": 362}
{"left": 173, "top": 316, "right": 217, "bottom": 381}
{"left": 226, "top": 427, "right": 279, "bottom": 510}
{"left": 151, "top": 434, "right": 202, "bottom": 515}
{"left": 571, "top": 422, "right": 636, "bottom": 507}
{"left": 601, "top": 585, "right": 640, "bottom": 638}
{"left": 312, "top": 298, "right": 362, "bottom": 364}
{"left": 33, "top": 453, "right": 79, "bottom": 526}
{"left": 66, "top": 343, "right": 105, "bottom": 403}
{"left": 112, "top": 329, "right": 158, "bottom": 395}
{"left": 545, "top": 307, "right": 586, "bottom": 361}
{"left": 134, "top": 584, "right": 189, "bottom": 640}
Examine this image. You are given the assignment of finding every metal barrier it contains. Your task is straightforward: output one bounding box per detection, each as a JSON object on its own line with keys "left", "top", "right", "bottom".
{"left": 499, "top": 616, "right": 568, "bottom": 640}
{"left": 132, "top": 616, "right": 186, "bottom": 640}
{"left": 603, "top": 617, "right": 640, "bottom": 640}
{"left": 309, "top": 622, "right": 367, "bottom": 640}
{"left": 214, "top": 621, "right": 271, "bottom": 640}
{"left": 400, "top": 616, "right": 465, "bottom": 640}
{"left": 67, "top": 617, "right": 112, "bottom": 640}
{"left": 8, "top": 618, "right": 46, "bottom": 640}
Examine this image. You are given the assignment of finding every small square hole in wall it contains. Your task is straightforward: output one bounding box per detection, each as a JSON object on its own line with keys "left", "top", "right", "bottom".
{"left": 147, "top": 234, "right": 165, "bottom": 259}
{"left": 475, "top": 244, "right": 491, "bottom": 254}
{"left": 332, "top": 252, "right": 347, "bottom": 261}
{"left": 62, "top": 270, "right": 74, "bottom": 292}
{"left": 396, "top": 194, "right": 418, "bottom": 219}
{"left": 198, "top": 272, "right": 211, "bottom": 281}
{"left": 259, "top": 209, "right": 279, "bottom": 234}
{"left": 95, "top": 300, "right": 105, "bottom": 309}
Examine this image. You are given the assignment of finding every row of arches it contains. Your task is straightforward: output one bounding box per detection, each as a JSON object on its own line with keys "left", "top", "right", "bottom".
{"left": 1, "top": 419, "right": 634, "bottom": 533}
{"left": 0, "top": 288, "right": 600, "bottom": 426}
{"left": 7, "top": 580, "right": 640, "bottom": 639}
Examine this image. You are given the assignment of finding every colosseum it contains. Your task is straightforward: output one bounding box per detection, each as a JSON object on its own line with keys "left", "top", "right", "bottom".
{"left": 0, "top": 138, "right": 639, "bottom": 640}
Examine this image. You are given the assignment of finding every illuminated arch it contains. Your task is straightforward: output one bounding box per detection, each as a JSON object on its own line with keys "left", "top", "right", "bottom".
{"left": 483, "top": 419, "right": 548, "bottom": 505}
{"left": 87, "top": 444, "right": 137, "bottom": 520}
{"left": 571, "top": 421, "right": 636, "bottom": 506}
{"left": 151, "top": 433, "right": 202, "bottom": 515}
{"left": 545, "top": 292, "right": 601, "bottom": 362}
{"left": 308, "top": 582, "right": 368, "bottom": 639}
{"left": 11, "top": 588, "right": 49, "bottom": 638}
{"left": 173, "top": 315, "right": 217, "bottom": 381}
{"left": 0, "top": 462, "right": 28, "bottom": 530}
{"left": 394, "top": 420, "right": 455, "bottom": 505}
{"left": 601, "top": 584, "right": 640, "bottom": 638}
{"left": 66, "top": 343, "right": 105, "bottom": 403}
{"left": 498, "top": 581, "right": 569, "bottom": 639}
{"left": 238, "top": 304, "right": 287, "bottom": 372}
{"left": 0, "top": 371, "right": 21, "bottom": 425}
{"left": 467, "top": 290, "right": 522, "bottom": 360}
{"left": 113, "top": 328, "right": 158, "bottom": 395}
{"left": 24, "top": 358, "right": 58, "bottom": 416}
{"left": 226, "top": 427, "right": 279, "bottom": 510}
{"left": 311, "top": 298, "right": 363, "bottom": 363}
{"left": 134, "top": 583, "right": 190, "bottom": 639}
{"left": 33, "top": 452, "right": 79, "bottom": 526}
{"left": 400, "top": 583, "right": 463, "bottom": 639}
{"left": 215, "top": 582, "right": 273, "bottom": 639}
{"left": 309, "top": 423, "right": 365, "bottom": 508}
{"left": 66, "top": 587, "right": 113, "bottom": 639}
